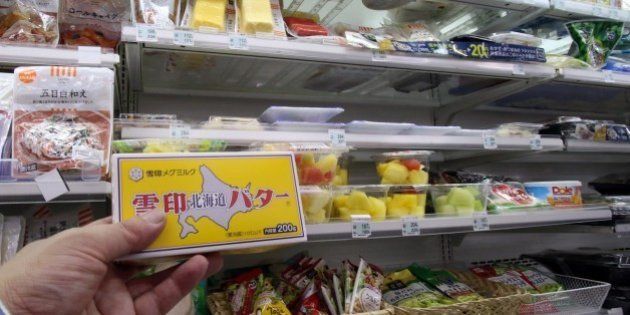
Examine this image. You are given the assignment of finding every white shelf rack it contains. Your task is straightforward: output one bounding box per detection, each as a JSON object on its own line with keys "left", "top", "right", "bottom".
{"left": 121, "top": 126, "right": 565, "bottom": 151}
{"left": 0, "top": 45, "right": 120, "bottom": 68}
{"left": 306, "top": 205, "right": 612, "bottom": 241}
{"left": 0, "top": 181, "right": 111, "bottom": 204}
{"left": 556, "top": 68, "right": 630, "bottom": 87}
{"left": 548, "top": 0, "right": 630, "bottom": 22}
{"left": 565, "top": 139, "right": 630, "bottom": 153}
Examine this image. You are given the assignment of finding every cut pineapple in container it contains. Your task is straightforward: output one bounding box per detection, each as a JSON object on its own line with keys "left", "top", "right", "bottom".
{"left": 300, "top": 186, "right": 332, "bottom": 224}
{"left": 386, "top": 185, "right": 429, "bottom": 219}
{"left": 332, "top": 153, "right": 352, "bottom": 186}
{"left": 429, "top": 183, "right": 490, "bottom": 217}
{"left": 373, "top": 150, "right": 432, "bottom": 185}
{"left": 332, "top": 185, "right": 388, "bottom": 222}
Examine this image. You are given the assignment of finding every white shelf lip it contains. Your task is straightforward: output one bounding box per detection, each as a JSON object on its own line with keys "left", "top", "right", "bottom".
{"left": 121, "top": 26, "right": 555, "bottom": 80}
{"left": 557, "top": 68, "right": 630, "bottom": 87}
{"left": 121, "top": 126, "right": 565, "bottom": 151}
{"left": 0, "top": 45, "right": 120, "bottom": 67}
{"left": 507, "top": 0, "right": 550, "bottom": 8}
{"left": 565, "top": 139, "right": 630, "bottom": 153}
{"left": 306, "top": 205, "right": 611, "bottom": 241}
{"left": 0, "top": 181, "right": 111, "bottom": 197}
{"left": 549, "top": 0, "right": 630, "bottom": 22}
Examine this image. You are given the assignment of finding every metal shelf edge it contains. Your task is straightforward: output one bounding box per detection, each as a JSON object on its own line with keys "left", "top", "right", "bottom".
{"left": 0, "top": 45, "right": 120, "bottom": 67}
{"left": 0, "top": 181, "right": 111, "bottom": 197}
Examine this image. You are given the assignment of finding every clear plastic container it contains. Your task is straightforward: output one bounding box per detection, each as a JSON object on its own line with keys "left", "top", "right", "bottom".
{"left": 429, "top": 183, "right": 490, "bottom": 217}
{"left": 202, "top": 116, "right": 264, "bottom": 130}
{"left": 251, "top": 142, "right": 346, "bottom": 186}
{"left": 258, "top": 106, "right": 344, "bottom": 123}
{"left": 496, "top": 122, "right": 543, "bottom": 138}
{"left": 373, "top": 151, "right": 432, "bottom": 185}
{"left": 386, "top": 185, "right": 429, "bottom": 218}
{"left": 300, "top": 186, "right": 333, "bottom": 224}
{"left": 490, "top": 32, "right": 543, "bottom": 47}
{"left": 346, "top": 121, "right": 415, "bottom": 135}
{"left": 112, "top": 139, "right": 227, "bottom": 153}
{"left": 332, "top": 153, "right": 352, "bottom": 186}
{"left": 332, "top": 185, "right": 388, "bottom": 221}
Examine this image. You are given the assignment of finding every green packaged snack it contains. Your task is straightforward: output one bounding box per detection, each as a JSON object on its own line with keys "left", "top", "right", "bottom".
{"left": 382, "top": 268, "right": 454, "bottom": 308}
{"left": 566, "top": 20, "right": 624, "bottom": 69}
{"left": 411, "top": 265, "right": 483, "bottom": 303}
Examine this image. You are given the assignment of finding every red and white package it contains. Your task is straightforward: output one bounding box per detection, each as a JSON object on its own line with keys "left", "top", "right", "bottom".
{"left": 12, "top": 66, "right": 114, "bottom": 179}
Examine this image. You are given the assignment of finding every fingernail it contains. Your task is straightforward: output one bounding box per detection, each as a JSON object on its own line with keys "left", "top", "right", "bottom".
{"left": 141, "top": 210, "right": 165, "bottom": 224}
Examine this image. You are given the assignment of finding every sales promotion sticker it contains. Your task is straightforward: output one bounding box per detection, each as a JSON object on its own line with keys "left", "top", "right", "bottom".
{"left": 112, "top": 152, "right": 306, "bottom": 259}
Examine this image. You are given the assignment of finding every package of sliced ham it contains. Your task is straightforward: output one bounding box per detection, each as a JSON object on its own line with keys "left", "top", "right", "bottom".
{"left": 12, "top": 66, "right": 114, "bottom": 179}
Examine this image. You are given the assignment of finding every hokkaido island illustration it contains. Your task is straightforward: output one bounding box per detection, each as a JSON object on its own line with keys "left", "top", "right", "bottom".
{"left": 178, "top": 165, "right": 279, "bottom": 238}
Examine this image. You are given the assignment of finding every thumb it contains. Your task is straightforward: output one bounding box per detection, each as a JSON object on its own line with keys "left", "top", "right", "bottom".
{"left": 83, "top": 210, "right": 166, "bottom": 262}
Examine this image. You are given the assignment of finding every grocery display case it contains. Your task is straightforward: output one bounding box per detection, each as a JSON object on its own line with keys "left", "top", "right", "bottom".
{"left": 3, "top": 0, "right": 630, "bottom": 313}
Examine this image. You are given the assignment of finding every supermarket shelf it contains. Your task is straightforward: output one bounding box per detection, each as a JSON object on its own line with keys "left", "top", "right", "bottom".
{"left": 306, "top": 205, "right": 612, "bottom": 241}
{"left": 121, "top": 127, "right": 565, "bottom": 151}
{"left": 556, "top": 68, "right": 630, "bottom": 88}
{"left": 565, "top": 139, "right": 630, "bottom": 153}
{"left": 121, "top": 26, "right": 555, "bottom": 80}
{"left": 0, "top": 181, "right": 111, "bottom": 204}
{"left": 0, "top": 45, "right": 120, "bottom": 68}
{"left": 548, "top": 0, "right": 630, "bottom": 22}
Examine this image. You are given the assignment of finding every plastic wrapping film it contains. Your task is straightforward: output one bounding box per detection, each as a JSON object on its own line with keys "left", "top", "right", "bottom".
{"left": 12, "top": 66, "right": 114, "bottom": 179}
{"left": 1, "top": 216, "right": 24, "bottom": 265}
{"left": 59, "top": 0, "right": 129, "bottom": 48}
{"left": 0, "top": 73, "right": 12, "bottom": 160}
{"left": 132, "top": 0, "right": 179, "bottom": 28}
{"left": 0, "top": 0, "right": 59, "bottom": 45}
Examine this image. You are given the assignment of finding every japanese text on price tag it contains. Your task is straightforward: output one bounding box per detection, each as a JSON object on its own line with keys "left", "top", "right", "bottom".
{"left": 530, "top": 135, "right": 542, "bottom": 150}
{"left": 352, "top": 215, "right": 371, "bottom": 238}
{"left": 473, "top": 212, "right": 490, "bottom": 231}
{"left": 229, "top": 35, "right": 249, "bottom": 50}
{"left": 137, "top": 24, "right": 158, "bottom": 42}
{"left": 402, "top": 216, "right": 421, "bottom": 236}
{"left": 372, "top": 50, "right": 387, "bottom": 61}
{"left": 170, "top": 124, "right": 191, "bottom": 138}
{"left": 483, "top": 132, "right": 498, "bottom": 150}
{"left": 173, "top": 30, "right": 194, "bottom": 46}
{"left": 328, "top": 129, "right": 346, "bottom": 148}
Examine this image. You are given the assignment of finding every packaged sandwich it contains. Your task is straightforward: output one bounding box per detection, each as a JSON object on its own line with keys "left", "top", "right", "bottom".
{"left": 382, "top": 268, "right": 454, "bottom": 308}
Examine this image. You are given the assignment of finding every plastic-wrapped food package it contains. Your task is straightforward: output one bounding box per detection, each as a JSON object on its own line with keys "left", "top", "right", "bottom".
{"left": 59, "top": 0, "right": 130, "bottom": 48}
{"left": 1, "top": 216, "right": 24, "bottom": 265}
{"left": 284, "top": 12, "right": 328, "bottom": 37}
{"left": 132, "top": 0, "right": 179, "bottom": 28}
{"left": 12, "top": 66, "right": 114, "bottom": 179}
{"left": 0, "top": 73, "right": 12, "bottom": 159}
{"left": 180, "top": 0, "right": 236, "bottom": 32}
{"left": 112, "top": 138, "right": 227, "bottom": 153}
{"left": 236, "top": 0, "right": 285, "bottom": 38}
{"left": 566, "top": 20, "right": 623, "bottom": 69}
{"left": 0, "top": 0, "right": 58, "bottom": 45}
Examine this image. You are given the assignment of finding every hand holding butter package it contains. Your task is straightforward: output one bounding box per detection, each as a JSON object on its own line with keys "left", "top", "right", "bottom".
{"left": 111, "top": 152, "right": 306, "bottom": 260}
{"left": 12, "top": 66, "right": 114, "bottom": 179}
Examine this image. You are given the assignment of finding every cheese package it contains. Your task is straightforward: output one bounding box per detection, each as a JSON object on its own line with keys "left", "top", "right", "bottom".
{"left": 111, "top": 152, "right": 306, "bottom": 260}
{"left": 236, "top": 0, "right": 285, "bottom": 38}
{"left": 12, "top": 66, "right": 114, "bottom": 179}
{"left": 192, "top": 0, "right": 226, "bottom": 31}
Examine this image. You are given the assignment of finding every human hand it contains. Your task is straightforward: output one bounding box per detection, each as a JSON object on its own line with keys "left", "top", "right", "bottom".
{"left": 0, "top": 210, "right": 223, "bottom": 315}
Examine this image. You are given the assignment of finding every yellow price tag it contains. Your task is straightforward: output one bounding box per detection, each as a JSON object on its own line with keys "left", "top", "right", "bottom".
{"left": 112, "top": 152, "right": 306, "bottom": 260}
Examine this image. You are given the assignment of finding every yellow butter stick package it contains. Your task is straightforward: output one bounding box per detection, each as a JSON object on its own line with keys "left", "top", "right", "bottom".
{"left": 236, "top": 0, "right": 286, "bottom": 38}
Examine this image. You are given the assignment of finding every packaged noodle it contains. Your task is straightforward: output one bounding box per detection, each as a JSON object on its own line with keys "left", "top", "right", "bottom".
{"left": 12, "top": 66, "right": 114, "bottom": 179}
{"left": 297, "top": 280, "right": 328, "bottom": 315}
{"left": 349, "top": 259, "right": 384, "bottom": 313}
{"left": 59, "top": 0, "right": 129, "bottom": 48}
{"left": 132, "top": 0, "right": 180, "bottom": 28}
{"left": 253, "top": 276, "right": 291, "bottom": 315}
{"left": 382, "top": 268, "right": 454, "bottom": 308}
{"left": 0, "top": 0, "right": 58, "bottom": 44}
{"left": 342, "top": 260, "right": 357, "bottom": 313}
{"left": 228, "top": 268, "right": 262, "bottom": 315}
{"left": 411, "top": 265, "right": 483, "bottom": 303}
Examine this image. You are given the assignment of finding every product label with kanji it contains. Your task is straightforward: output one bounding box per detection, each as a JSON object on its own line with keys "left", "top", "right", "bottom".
{"left": 112, "top": 152, "right": 306, "bottom": 259}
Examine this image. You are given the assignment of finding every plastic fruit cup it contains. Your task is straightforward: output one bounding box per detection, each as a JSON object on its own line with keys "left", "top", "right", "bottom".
{"left": 300, "top": 186, "right": 333, "bottom": 224}
{"left": 373, "top": 151, "right": 432, "bottom": 185}
{"left": 386, "top": 185, "right": 429, "bottom": 219}
{"left": 429, "top": 183, "right": 490, "bottom": 217}
{"left": 332, "top": 153, "right": 352, "bottom": 186}
{"left": 332, "top": 185, "right": 388, "bottom": 222}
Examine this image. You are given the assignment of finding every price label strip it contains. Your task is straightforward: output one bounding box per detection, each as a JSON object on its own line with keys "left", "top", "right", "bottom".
{"left": 473, "top": 212, "right": 490, "bottom": 232}
{"left": 229, "top": 35, "right": 249, "bottom": 50}
{"left": 170, "top": 124, "right": 191, "bottom": 138}
{"left": 328, "top": 129, "right": 346, "bottom": 148}
{"left": 136, "top": 24, "right": 158, "bottom": 42}
{"left": 352, "top": 215, "right": 371, "bottom": 238}
{"left": 483, "top": 131, "right": 498, "bottom": 150}
{"left": 402, "top": 216, "right": 421, "bottom": 236}
{"left": 173, "top": 30, "right": 195, "bottom": 46}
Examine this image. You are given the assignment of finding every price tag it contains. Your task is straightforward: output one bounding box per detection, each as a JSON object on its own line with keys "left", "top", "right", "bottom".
{"left": 512, "top": 64, "right": 526, "bottom": 76}
{"left": 530, "top": 135, "right": 542, "bottom": 150}
{"left": 554, "top": 0, "right": 567, "bottom": 9}
{"left": 136, "top": 24, "right": 158, "bottom": 42}
{"left": 35, "top": 169, "right": 70, "bottom": 202}
{"left": 170, "top": 124, "right": 191, "bottom": 138}
{"left": 173, "top": 30, "right": 195, "bottom": 46}
{"left": 77, "top": 46, "right": 102, "bottom": 65}
{"left": 229, "top": 35, "right": 249, "bottom": 50}
{"left": 328, "top": 129, "right": 346, "bottom": 148}
{"left": 372, "top": 50, "right": 387, "bottom": 61}
{"left": 592, "top": 5, "right": 604, "bottom": 16}
{"left": 610, "top": 9, "right": 620, "bottom": 20}
{"left": 351, "top": 215, "right": 371, "bottom": 238}
{"left": 482, "top": 131, "right": 498, "bottom": 150}
{"left": 603, "top": 70, "right": 615, "bottom": 83}
{"left": 473, "top": 212, "right": 490, "bottom": 231}
{"left": 402, "top": 216, "right": 421, "bottom": 236}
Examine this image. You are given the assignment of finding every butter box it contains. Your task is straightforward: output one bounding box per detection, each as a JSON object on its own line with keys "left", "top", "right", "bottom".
{"left": 111, "top": 152, "right": 306, "bottom": 260}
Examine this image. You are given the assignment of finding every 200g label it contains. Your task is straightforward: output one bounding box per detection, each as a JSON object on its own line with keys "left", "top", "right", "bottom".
{"left": 263, "top": 223, "right": 298, "bottom": 235}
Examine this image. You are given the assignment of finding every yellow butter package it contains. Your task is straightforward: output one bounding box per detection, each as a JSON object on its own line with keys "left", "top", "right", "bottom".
{"left": 112, "top": 152, "right": 306, "bottom": 260}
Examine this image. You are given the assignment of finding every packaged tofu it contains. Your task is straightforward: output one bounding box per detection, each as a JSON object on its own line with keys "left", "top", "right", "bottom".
{"left": 0, "top": 0, "right": 58, "bottom": 45}
{"left": 12, "top": 66, "right": 114, "bottom": 179}
{"left": 236, "top": 0, "right": 285, "bottom": 38}
{"left": 59, "top": 0, "right": 130, "bottom": 48}
{"left": 111, "top": 151, "right": 306, "bottom": 260}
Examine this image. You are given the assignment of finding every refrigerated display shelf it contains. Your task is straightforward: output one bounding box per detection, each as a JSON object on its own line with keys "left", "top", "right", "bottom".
{"left": 120, "top": 126, "right": 565, "bottom": 151}
{"left": 0, "top": 181, "right": 111, "bottom": 204}
{"left": 548, "top": 0, "right": 630, "bottom": 22}
{"left": 565, "top": 139, "right": 630, "bottom": 153}
{"left": 557, "top": 68, "right": 630, "bottom": 88}
{"left": 0, "top": 45, "right": 120, "bottom": 68}
{"left": 306, "top": 205, "right": 612, "bottom": 241}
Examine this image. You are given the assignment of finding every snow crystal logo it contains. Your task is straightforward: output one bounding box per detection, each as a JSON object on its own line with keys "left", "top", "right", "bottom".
{"left": 129, "top": 167, "right": 144, "bottom": 182}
